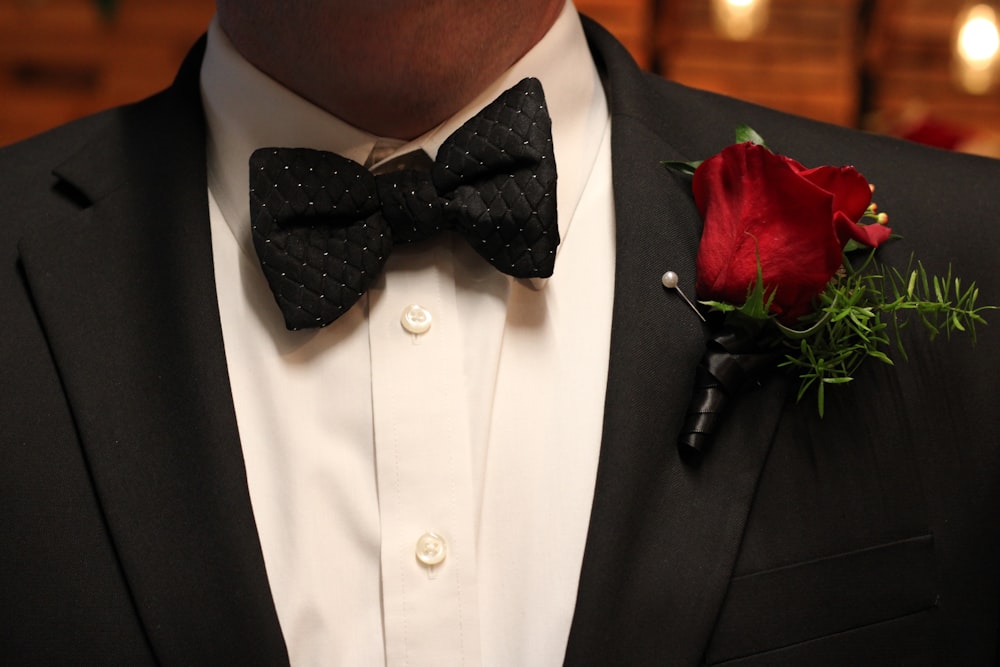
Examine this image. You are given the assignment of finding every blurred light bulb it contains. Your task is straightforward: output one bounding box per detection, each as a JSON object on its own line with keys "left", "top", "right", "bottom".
{"left": 953, "top": 4, "right": 1000, "bottom": 94}
{"left": 958, "top": 15, "right": 1000, "bottom": 61}
{"left": 712, "top": 0, "right": 769, "bottom": 41}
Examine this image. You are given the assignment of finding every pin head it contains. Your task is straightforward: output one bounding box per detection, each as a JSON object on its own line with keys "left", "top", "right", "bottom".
{"left": 661, "top": 270, "right": 706, "bottom": 322}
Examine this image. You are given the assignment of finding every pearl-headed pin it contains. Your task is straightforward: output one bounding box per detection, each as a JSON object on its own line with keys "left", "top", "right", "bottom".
{"left": 661, "top": 271, "right": 706, "bottom": 322}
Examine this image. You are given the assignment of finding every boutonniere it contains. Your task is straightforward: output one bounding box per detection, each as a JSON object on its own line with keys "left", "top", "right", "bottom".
{"left": 663, "top": 126, "right": 993, "bottom": 464}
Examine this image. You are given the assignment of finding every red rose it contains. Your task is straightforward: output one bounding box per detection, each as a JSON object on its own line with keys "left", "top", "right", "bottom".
{"left": 693, "top": 142, "right": 891, "bottom": 322}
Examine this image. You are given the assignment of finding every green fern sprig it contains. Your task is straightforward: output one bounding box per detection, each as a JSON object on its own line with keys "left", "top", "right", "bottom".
{"left": 775, "top": 252, "right": 992, "bottom": 416}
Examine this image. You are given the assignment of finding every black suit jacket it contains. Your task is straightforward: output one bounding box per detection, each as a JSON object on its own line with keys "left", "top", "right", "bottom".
{"left": 2, "top": 18, "right": 998, "bottom": 666}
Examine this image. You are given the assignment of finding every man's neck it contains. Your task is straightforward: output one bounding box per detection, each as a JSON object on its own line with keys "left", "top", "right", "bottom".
{"left": 216, "top": 0, "right": 565, "bottom": 139}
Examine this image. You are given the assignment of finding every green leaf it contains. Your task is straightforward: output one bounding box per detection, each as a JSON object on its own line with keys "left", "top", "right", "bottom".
{"left": 842, "top": 239, "right": 866, "bottom": 253}
{"left": 868, "top": 350, "right": 894, "bottom": 365}
{"left": 776, "top": 311, "right": 831, "bottom": 339}
{"left": 729, "top": 238, "right": 776, "bottom": 323}
{"left": 699, "top": 299, "right": 737, "bottom": 313}
{"left": 735, "top": 125, "right": 767, "bottom": 147}
{"left": 660, "top": 160, "right": 702, "bottom": 177}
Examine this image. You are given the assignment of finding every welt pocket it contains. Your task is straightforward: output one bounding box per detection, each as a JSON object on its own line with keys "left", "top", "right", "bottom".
{"left": 706, "top": 534, "right": 937, "bottom": 664}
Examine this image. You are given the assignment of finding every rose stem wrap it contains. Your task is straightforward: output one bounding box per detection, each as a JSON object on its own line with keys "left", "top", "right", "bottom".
{"left": 678, "top": 326, "right": 782, "bottom": 465}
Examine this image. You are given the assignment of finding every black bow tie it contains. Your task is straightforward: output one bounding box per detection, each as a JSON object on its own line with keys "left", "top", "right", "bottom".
{"left": 249, "top": 77, "right": 558, "bottom": 330}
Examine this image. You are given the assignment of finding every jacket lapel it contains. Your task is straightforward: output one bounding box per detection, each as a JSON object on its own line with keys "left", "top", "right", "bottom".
{"left": 17, "top": 42, "right": 288, "bottom": 666}
{"left": 564, "top": 19, "right": 786, "bottom": 665}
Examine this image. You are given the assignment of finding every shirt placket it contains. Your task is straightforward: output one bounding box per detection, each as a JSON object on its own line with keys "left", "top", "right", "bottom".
{"left": 369, "top": 243, "right": 482, "bottom": 666}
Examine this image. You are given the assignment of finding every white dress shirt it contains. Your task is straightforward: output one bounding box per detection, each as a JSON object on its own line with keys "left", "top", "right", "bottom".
{"left": 200, "top": 2, "right": 615, "bottom": 664}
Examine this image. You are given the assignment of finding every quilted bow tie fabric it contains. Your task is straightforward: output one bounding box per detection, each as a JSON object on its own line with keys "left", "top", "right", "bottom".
{"left": 249, "top": 77, "right": 558, "bottom": 330}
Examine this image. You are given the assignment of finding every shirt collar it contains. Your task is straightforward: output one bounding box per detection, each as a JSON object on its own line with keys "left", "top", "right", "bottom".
{"left": 200, "top": 0, "right": 608, "bottom": 271}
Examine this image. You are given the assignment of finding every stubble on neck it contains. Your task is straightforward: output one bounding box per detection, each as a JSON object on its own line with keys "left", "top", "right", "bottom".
{"left": 216, "top": 0, "right": 565, "bottom": 139}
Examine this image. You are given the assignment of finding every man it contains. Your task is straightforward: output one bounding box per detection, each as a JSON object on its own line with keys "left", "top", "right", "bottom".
{"left": 1, "top": 1, "right": 998, "bottom": 664}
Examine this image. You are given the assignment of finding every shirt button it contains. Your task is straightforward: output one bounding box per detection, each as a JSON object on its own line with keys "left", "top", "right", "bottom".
{"left": 400, "top": 304, "right": 432, "bottom": 335}
{"left": 415, "top": 532, "right": 447, "bottom": 566}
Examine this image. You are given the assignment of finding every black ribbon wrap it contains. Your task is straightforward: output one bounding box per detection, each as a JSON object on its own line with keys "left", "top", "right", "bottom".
{"left": 678, "top": 325, "right": 782, "bottom": 465}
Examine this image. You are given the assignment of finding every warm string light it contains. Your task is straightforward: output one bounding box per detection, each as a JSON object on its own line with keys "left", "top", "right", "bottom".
{"left": 953, "top": 4, "right": 1000, "bottom": 94}
{"left": 711, "top": 0, "right": 770, "bottom": 41}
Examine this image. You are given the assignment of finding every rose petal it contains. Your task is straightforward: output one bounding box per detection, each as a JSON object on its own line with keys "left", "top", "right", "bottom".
{"left": 693, "top": 143, "right": 844, "bottom": 320}
{"left": 836, "top": 213, "right": 893, "bottom": 247}
{"left": 798, "top": 165, "right": 872, "bottom": 222}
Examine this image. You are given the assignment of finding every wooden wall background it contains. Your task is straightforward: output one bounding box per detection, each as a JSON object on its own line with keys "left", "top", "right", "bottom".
{"left": 0, "top": 0, "right": 213, "bottom": 145}
{"left": 2, "top": 0, "right": 998, "bottom": 154}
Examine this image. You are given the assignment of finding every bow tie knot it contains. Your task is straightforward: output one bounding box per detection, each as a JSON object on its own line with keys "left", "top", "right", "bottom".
{"left": 250, "top": 77, "right": 558, "bottom": 330}
{"left": 375, "top": 161, "right": 445, "bottom": 244}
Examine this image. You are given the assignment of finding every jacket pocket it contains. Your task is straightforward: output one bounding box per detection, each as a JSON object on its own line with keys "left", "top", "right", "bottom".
{"left": 705, "top": 534, "right": 937, "bottom": 664}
